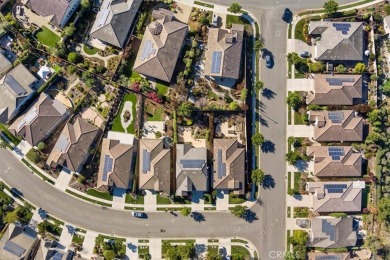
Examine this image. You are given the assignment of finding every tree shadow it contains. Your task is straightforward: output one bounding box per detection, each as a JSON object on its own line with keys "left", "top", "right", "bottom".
{"left": 295, "top": 160, "right": 309, "bottom": 171}
{"left": 261, "top": 140, "right": 275, "bottom": 153}
{"left": 191, "top": 212, "right": 206, "bottom": 223}
{"left": 262, "top": 88, "right": 276, "bottom": 100}
{"left": 259, "top": 115, "right": 269, "bottom": 127}
{"left": 293, "top": 194, "right": 303, "bottom": 201}
{"left": 243, "top": 210, "right": 258, "bottom": 223}
{"left": 262, "top": 174, "right": 275, "bottom": 189}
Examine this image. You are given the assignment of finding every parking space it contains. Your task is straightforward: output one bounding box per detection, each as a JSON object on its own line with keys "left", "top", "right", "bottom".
{"left": 287, "top": 125, "right": 314, "bottom": 138}
{"left": 287, "top": 78, "right": 314, "bottom": 92}
{"left": 287, "top": 39, "right": 315, "bottom": 60}
{"left": 126, "top": 238, "right": 138, "bottom": 259}
{"left": 191, "top": 191, "right": 204, "bottom": 211}
{"left": 216, "top": 189, "right": 229, "bottom": 211}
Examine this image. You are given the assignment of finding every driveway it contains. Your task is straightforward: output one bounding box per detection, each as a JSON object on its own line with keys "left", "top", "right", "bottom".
{"left": 287, "top": 78, "right": 314, "bottom": 92}
{"left": 287, "top": 125, "right": 314, "bottom": 138}
{"left": 216, "top": 190, "right": 229, "bottom": 211}
{"left": 286, "top": 194, "right": 312, "bottom": 208}
{"left": 286, "top": 39, "right": 315, "bottom": 59}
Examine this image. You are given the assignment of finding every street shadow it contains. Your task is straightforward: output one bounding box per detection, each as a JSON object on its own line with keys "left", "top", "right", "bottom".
{"left": 243, "top": 210, "right": 258, "bottom": 223}
{"left": 191, "top": 212, "right": 206, "bottom": 223}
{"left": 262, "top": 88, "right": 276, "bottom": 100}
{"left": 262, "top": 174, "right": 275, "bottom": 189}
{"left": 295, "top": 160, "right": 309, "bottom": 171}
{"left": 261, "top": 140, "right": 275, "bottom": 153}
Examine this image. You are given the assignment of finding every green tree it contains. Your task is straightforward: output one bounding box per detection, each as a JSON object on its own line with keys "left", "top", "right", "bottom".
{"left": 366, "top": 132, "right": 383, "bottom": 144}
{"left": 229, "top": 3, "right": 242, "bottom": 13}
{"left": 67, "top": 52, "right": 80, "bottom": 63}
{"left": 287, "top": 52, "right": 301, "bottom": 65}
{"left": 286, "top": 151, "right": 300, "bottom": 165}
{"left": 378, "top": 197, "right": 390, "bottom": 224}
{"left": 323, "top": 0, "right": 339, "bottom": 16}
{"left": 364, "top": 236, "right": 386, "bottom": 256}
{"left": 382, "top": 82, "right": 390, "bottom": 96}
{"left": 286, "top": 91, "right": 301, "bottom": 111}
{"left": 287, "top": 188, "right": 295, "bottom": 196}
{"left": 229, "top": 101, "right": 239, "bottom": 110}
{"left": 385, "top": 4, "right": 390, "bottom": 15}
{"left": 254, "top": 81, "right": 264, "bottom": 91}
{"left": 368, "top": 109, "right": 381, "bottom": 123}
{"left": 370, "top": 74, "right": 379, "bottom": 81}
{"left": 4, "top": 210, "right": 19, "bottom": 224}
{"left": 251, "top": 133, "right": 265, "bottom": 146}
{"left": 26, "top": 148, "right": 40, "bottom": 163}
{"left": 103, "top": 250, "right": 116, "bottom": 260}
{"left": 292, "top": 230, "right": 308, "bottom": 245}
{"left": 254, "top": 39, "right": 263, "bottom": 51}
{"left": 177, "top": 102, "right": 194, "bottom": 117}
{"left": 180, "top": 207, "right": 191, "bottom": 217}
{"left": 308, "top": 61, "right": 324, "bottom": 73}
{"left": 63, "top": 23, "right": 75, "bottom": 37}
{"left": 354, "top": 63, "right": 366, "bottom": 73}
{"left": 37, "top": 142, "right": 46, "bottom": 150}
{"left": 230, "top": 205, "right": 247, "bottom": 218}
{"left": 81, "top": 0, "right": 91, "bottom": 10}
{"left": 240, "top": 88, "right": 248, "bottom": 101}
{"left": 37, "top": 220, "right": 49, "bottom": 237}
{"left": 155, "top": 131, "right": 162, "bottom": 138}
{"left": 329, "top": 212, "right": 347, "bottom": 218}
{"left": 335, "top": 64, "right": 346, "bottom": 73}
{"left": 206, "top": 251, "right": 223, "bottom": 260}
{"left": 191, "top": 40, "right": 198, "bottom": 48}
{"left": 252, "top": 169, "right": 265, "bottom": 184}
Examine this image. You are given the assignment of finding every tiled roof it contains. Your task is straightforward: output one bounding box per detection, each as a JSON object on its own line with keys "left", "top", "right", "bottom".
{"left": 26, "top": 0, "right": 76, "bottom": 28}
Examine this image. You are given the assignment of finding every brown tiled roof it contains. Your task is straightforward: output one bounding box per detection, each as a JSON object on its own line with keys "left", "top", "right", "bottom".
{"left": 26, "top": 0, "right": 76, "bottom": 28}
{"left": 307, "top": 146, "right": 362, "bottom": 178}
{"left": 213, "top": 138, "right": 245, "bottom": 195}
{"left": 307, "top": 74, "right": 363, "bottom": 105}
{"left": 307, "top": 181, "right": 364, "bottom": 213}
{"left": 204, "top": 24, "right": 244, "bottom": 79}
{"left": 47, "top": 117, "right": 99, "bottom": 172}
{"left": 139, "top": 139, "right": 171, "bottom": 195}
{"left": 309, "top": 110, "right": 363, "bottom": 142}
{"left": 133, "top": 8, "right": 188, "bottom": 82}
{"left": 9, "top": 93, "right": 69, "bottom": 146}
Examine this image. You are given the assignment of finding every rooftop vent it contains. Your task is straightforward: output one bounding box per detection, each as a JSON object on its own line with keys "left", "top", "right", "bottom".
{"left": 149, "top": 21, "right": 163, "bottom": 35}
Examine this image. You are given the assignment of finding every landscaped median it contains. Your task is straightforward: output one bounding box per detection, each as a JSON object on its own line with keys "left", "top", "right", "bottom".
{"left": 65, "top": 189, "right": 112, "bottom": 207}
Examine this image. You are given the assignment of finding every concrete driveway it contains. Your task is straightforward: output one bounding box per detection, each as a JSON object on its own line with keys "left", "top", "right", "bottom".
{"left": 286, "top": 194, "right": 312, "bottom": 208}
{"left": 287, "top": 78, "right": 314, "bottom": 92}
{"left": 216, "top": 190, "right": 229, "bottom": 211}
{"left": 287, "top": 125, "right": 314, "bottom": 138}
{"left": 287, "top": 39, "right": 315, "bottom": 59}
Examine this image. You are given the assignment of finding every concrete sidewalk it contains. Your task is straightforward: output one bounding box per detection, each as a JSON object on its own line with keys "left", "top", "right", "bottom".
{"left": 149, "top": 238, "right": 162, "bottom": 260}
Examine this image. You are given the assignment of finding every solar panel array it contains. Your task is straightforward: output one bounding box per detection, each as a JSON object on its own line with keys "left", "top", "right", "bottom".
{"left": 326, "top": 77, "right": 355, "bottom": 86}
{"left": 142, "top": 149, "right": 151, "bottom": 172}
{"left": 333, "top": 23, "right": 351, "bottom": 35}
{"left": 102, "top": 155, "right": 113, "bottom": 181}
{"left": 180, "top": 159, "right": 205, "bottom": 169}
{"left": 211, "top": 51, "right": 222, "bottom": 74}
{"left": 324, "top": 184, "right": 347, "bottom": 194}
{"left": 328, "top": 147, "right": 344, "bottom": 161}
{"left": 3, "top": 240, "right": 25, "bottom": 257}
{"left": 5, "top": 75, "right": 27, "bottom": 96}
{"left": 53, "top": 252, "right": 64, "bottom": 260}
{"left": 328, "top": 111, "right": 344, "bottom": 123}
{"left": 315, "top": 255, "right": 341, "bottom": 260}
{"left": 17, "top": 107, "right": 38, "bottom": 130}
{"left": 217, "top": 149, "right": 227, "bottom": 179}
{"left": 140, "top": 40, "right": 156, "bottom": 61}
{"left": 321, "top": 219, "right": 335, "bottom": 241}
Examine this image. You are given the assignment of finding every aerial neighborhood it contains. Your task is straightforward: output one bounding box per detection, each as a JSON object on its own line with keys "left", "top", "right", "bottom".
{"left": 0, "top": 0, "right": 389, "bottom": 259}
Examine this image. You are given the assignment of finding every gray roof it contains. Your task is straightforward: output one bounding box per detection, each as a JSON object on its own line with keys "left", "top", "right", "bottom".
{"left": 307, "top": 74, "right": 364, "bottom": 105}
{"left": 25, "top": 0, "right": 77, "bottom": 28}
{"left": 9, "top": 93, "right": 70, "bottom": 147}
{"left": 309, "top": 217, "right": 357, "bottom": 248}
{"left": 139, "top": 139, "right": 171, "bottom": 195}
{"left": 0, "top": 64, "right": 37, "bottom": 123}
{"left": 307, "top": 181, "right": 364, "bottom": 213}
{"left": 90, "top": 0, "right": 142, "bottom": 48}
{"left": 309, "top": 21, "right": 364, "bottom": 61}
{"left": 133, "top": 8, "right": 188, "bottom": 82}
{"left": 0, "top": 52, "right": 12, "bottom": 77}
{"left": 213, "top": 138, "right": 245, "bottom": 195}
{"left": 307, "top": 146, "right": 362, "bottom": 178}
{"left": 204, "top": 24, "right": 244, "bottom": 79}
{"left": 308, "top": 252, "right": 350, "bottom": 260}
{"left": 47, "top": 116, "right": 99, "bottom": 172}
{"left": 176, "top": 143, "right": 208, "bottom": 196}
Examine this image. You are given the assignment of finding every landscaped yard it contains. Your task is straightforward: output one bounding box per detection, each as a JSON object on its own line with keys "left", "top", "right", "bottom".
{"left": 226, "top": 15, "right": 252, "bottom": 33}
{"left": 72, "top": 234, "right": 85, "bottom": 244}
{"left": 124, "top": 57, "right": 140, "bottom": 80}
{"left": 125, "top": 194, "right": 144, "bottom": 204}
{"left": 231, "top": 245, "right": 251, "bottom": 258}
{"left": 156, "top": 82, "right": 169, "bottom": 96}
{"left": 229, "top": 193, "right": 246, "bottom": 204}
{"left": 145, "top": 103, "right": 165, "bottom": 121}
{"left": 294, "top": 19, "right": 306, "bottom": 42}
{"left": 83, "top": 45, "right": 99, "bottom": 55}
{"left": 157, "top": 194, "right": 172, "bottom": 205}
{"left": 36, "top": 26, "right": 61, "bottom": 47}
{"left": 294, "top": 172, "right": 302, "bottom": 193}
{"left": 86, "top": 189, "right": 113, "bottom": 201}
{"left": 294, "top": 110, "right": 307, "bottom": 125}
{"left": 294, "top": 207, "right": 309, "bottom": 218}
{"left": 0, "top": 123, "right": 21, "bottom": 146}
{"left": 112, "top": 93, "right": 137, "bottom": 133}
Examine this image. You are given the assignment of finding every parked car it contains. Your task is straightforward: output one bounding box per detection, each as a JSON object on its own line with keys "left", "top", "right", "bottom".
{"left": 131, "top": 211, "right": 146, "bottom": 218}
{"left": 300, "top": 51, "right": 311, "bottom": 58}
{"left": 282, "top": 8, "right": 292, "bottom": 22}
{"left": 218, "top": 246, "right": 225, "bottom": 256}
{"left": 265, "top": 54, "right": 272, "bottom": 68}
{"left": 10, "top": 188, "right": 22, "bottom": 197}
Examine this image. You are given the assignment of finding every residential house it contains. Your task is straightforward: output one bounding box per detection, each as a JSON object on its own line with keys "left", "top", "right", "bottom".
{"left": 0, "top": 223, "right": 39, "bottom": 259}
{"left": 307, "top": 74, "right": 364, "bottom": 105}
{"left": 133, "top": 8, "right": 188, "bottom": 82}
{"left": 307, "top": 146, "right": 362, "bottom": 178}
{"left": 9, "top": 93, "right": 70, "bottom": 147}
{"left": 307, "top": 181, "right": 365, "bottom": 213}
{"left": 97, "top": 131, "right": 136, "bottom": 190}
{"left": 42, "top": 239, "right": 74, "bottom": 260}
{"left": 309, "top": 217, "right": 358, "bottom": 248}
{"left": 309, "top": 21, "right": 364, "bottom": 62}
{"left": 0, "top": 64, "right": 38, "bottom": 124}
{"left": 138, "top": 139, "right": 171, "bottom": 195}
{"left": 0, "top": 52, "right": 12, "bottom": 78}
{"left": 46, "top": 116, "right": 99, "bottom": 173}
{"left": 24, "top": 0, "right": 80, "bottom": 28}
{"left": 307, "top": 252, "right": 350, "bottom": 260}
{"left": 176, "top": 144, "right": 208, "bottom": 196}
{"left": 384, "top": 16, "right": 390, "bottom": 38}
{"left": 308, "top": 110, "right": 364, "bottom": 142}
{"left": 204, "top": 24, "right": 244, "bottom": 82}
{"left": 213, "top": 138, "right": 246, "bottom": 195}
{"left": 89, "top": 0, "right": 142, "bottom": 48}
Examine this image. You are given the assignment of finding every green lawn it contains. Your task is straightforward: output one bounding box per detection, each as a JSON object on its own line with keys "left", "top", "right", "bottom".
{"left": 156, "top": 82, "right": 169, "bottom": 96}
{"left": 294, "top": 172, "right": 302, "bottom": 193}
{"left": 298, "top": 0, "right": 372, "bottom": 16}
{"left": 172, "top": 196, "right": 191, "bottom": 205}
{"left": 207, "top": 90, "right": 218, "bottom": 100}
{"left": 294, "top": 207, "right": 309, "bottom": 218}
{"left": 288, "top": 24, "right": 292, "bottom": 39}
{"left": 111, "top": 93, "right": 137, "bottom": 133}
{"left": 124, "top": 57, "right": 140, "bottom": 80}
{"left": 83, "top": 45, "right": 99, "bottom": 55}
{"left": 194, "top": 0, "right": 214, "bottom": 8}
{"left": 36, "top": 26, "right": 60, "bottom": 47}
{"left": 0, "top": 123, "right": 21, "bottom": 146}
{"left": 157, "top": 195, "right": 172, "bottom": 205}
{"left": 125, "top": 194, "right": 144, "bottom": 204}
{"left": 86, "top": 189, "right": 113, "bottom": 201}
{"left": 287, "top": 172, "right": 291, "bottom": 189}
{"left": 138, "top": 245, "right": 149, "bottom": 257}
{"left": 53, "top": 65, "right": 61, "bottom": 73}
{"left": 147, "top": 106, "right": 164, "bottom": 121}
{"left": 207, "top": 245, "right": 218, "bottom": 254}
{"left": 294, "top": 111, "right": 306, "bottom": 125}
{"left": 288, "top": 105, "right": 292, "bottom": 125}
{"left": 72, "top": 234, "right": 85, "bottom": 244}
{"left": 226, "top": 15, "right": 250, "bottom": 26}
{"left": 229, "top": 194, "right": 246, "bottom": 204}
{"left": 231, "top": 245, "right": 251, "bottom": 257}
{"left": 295, "top": 19, "right": 306, "bottom": 42}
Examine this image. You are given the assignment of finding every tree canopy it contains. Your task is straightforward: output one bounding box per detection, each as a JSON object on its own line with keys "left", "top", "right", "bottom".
{"left": 287, "top": 52, "right": 301, "bottom": 65}
{"left": 229, "top": 3, "right": 242, "bottom": 13}
{"left": 251, "top": 133, "right": 265, "bottom": 146}
{"left": 254, "top": 81, "right": 264, "bottom": 90}
{"left": 354, "top": 63, "right": 366, "bottom": 73}
{"left": 230, "top": 205, "right": 247, "bottom": 218}
{"left": 286, "top": 92, "right": 302, "bottom": 111}
{"left": 323, "top": 0, "right": 339, "bottom": 16}
{"left": 180, "top": 207, "right": 191, "bottom": 217}
{"left": 177, "top": 102, "right": 194, "bottom": 117}
{"left": 252, "top": 169, "right": 265, "bottom": 184}
{"left": 378, "top": 197, "right": 390, "bottom": 225}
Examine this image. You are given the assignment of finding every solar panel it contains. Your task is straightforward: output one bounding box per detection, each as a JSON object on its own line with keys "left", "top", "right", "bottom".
{"left": 326, "top": 77, "right": 355, "bottom": 86}
{"left": 315, "top": 256, "right": 341, "bottom": 260}
{"left": 142, "top": 149, "right": 151, "bottom": 172}
{"left": 180, "top": 159, "right": 205, "bottom": 169}
{"left": 328, "top": 147, "right": 344, "bottom": 159}
{"left": 211, "top": 51, "right": 222, "bottom": 74}
{"left": 328, "top": 111, "right": 344, "bottom": 123}
{"left": 53, "top": 252, "right": 64, "bottom": 260}
{"left": 327, "top": 188, "right": 344, "bottom": 193}
{"left": 333, "top": 23, "right": 351, "bottom": 35}
{"left": 321, "top": 219, "right": 336, "bottom": 242}
{"left": 3, "top": 240, "right": 25, "bottom": 257}
{"left": 331, "top": 156, "right": 340, "bottom": 160}
{"left": 140, "top": 40, "right": 155, "bottom": 61}
{"left": 17, "top": 107, "right": 38, "bottom": 130}
{"left": 4, "top": 75, "right": 27, "bottom": 96}
{"left": 324, "top": 184, "right": 348, "bottom": 189}
{"left": 102, "top": 154, "right": 113, "bottom": 181}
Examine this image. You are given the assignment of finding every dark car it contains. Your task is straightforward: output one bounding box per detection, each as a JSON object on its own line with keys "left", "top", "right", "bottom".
{"left": 265, "top": 54, "right": 272, "bottom": 68}
{"left": 10, "top": 188, "right": 22, "bottom": 197}
{"left": 131, "top": 211, "right": 146, "bottom": 218}
{"left": 282, "top": 8, "right": 292, "bottom": 22}
{"left": 300, "top": 51, "right": 311, "bottom": 58}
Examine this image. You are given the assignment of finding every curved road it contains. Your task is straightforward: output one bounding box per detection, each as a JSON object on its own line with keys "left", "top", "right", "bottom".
{"left": 2, "top": 0, "right": 358, "bottom": 259}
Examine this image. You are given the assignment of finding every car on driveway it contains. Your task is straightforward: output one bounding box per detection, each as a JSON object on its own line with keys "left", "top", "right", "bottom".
{"left": 300, "top": 51, "right": 311, "bottom": 58}
{"left": 131, "top": 211, "right": 146, "bottom": 218}
{"left": 265, "top": 54, "right": 272, "bottom": 68}
{"left": 218, "top": 246, "right": 225, "bottom": 256}
{"left": 282, "top": 8, "right": 292, "bottom": 22}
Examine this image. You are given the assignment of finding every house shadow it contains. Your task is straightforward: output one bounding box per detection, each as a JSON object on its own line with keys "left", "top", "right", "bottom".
{"left": 261, "top": 140, "right": 275, "bottom": 153}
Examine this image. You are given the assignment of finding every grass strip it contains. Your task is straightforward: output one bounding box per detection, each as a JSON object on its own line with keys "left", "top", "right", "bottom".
{"left": 65, "top": 189, "right": 112, "bottom": 207}
{"left": 21, "top": 159, "right": 55, "bottom": 185}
